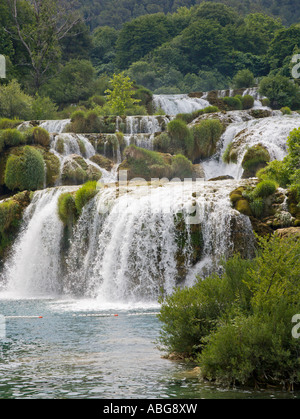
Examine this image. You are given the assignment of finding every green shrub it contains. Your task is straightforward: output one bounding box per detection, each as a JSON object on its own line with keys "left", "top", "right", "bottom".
{"left": 0, "top": 199, "right": 21, "bottom": 233}
{"left": 0, "top": 80, "right": 33, "bottom": 120}
{"left": 86, "top": 110, "right": 102, "bottom": 132}
{"left": 242, "top": 95, "right": 254, "bottom": 110}
{"left": 75, "top": 181, "right": 98, "bottom": 214}
{"left": 176, "top": 106, "right": 219, "bottom": 125}
{"left": 157, "top": 255, "right": 253, "bottom": 357}
{"left": 257, "top": 160, "right": 290, "bottom": 188}
{"left": 252, "top": 180, "right": 277, "bottom": 198}
{"left": 223, "top": 96, "right": 243, "bottom": 110}
{"left": 0, "top": 118, "right": 23, "bottom": 130}
{"left": 203, "top": 106, "right": 219, "bottom": 114}
{"left": 192, "top": 119, "right": 223, "bottom": 160}
{"left": 153, "top": 132, "right": 171, "bottom": 153}
{"left": 4, "top": 146, "right": 45, "bottom": 191}
{"left": 171, "top": 154, "right": 193, "bottom": 179}
{"left": 232, "top": 69, "right": 255, "bottom": 89}
{"left": 158, "top": 234, "right": 300, "bottom": 388}
{"left": 89, "top": 95, "right": 106, "bottom": 107}
{"left": 31, "top": 95, "right": 58, "bottom": 120}
{"left": 31, "top": 126, "right": 51, "bottom": 147}
{"left": 0, "top": 136, "right": 4, "bottom": 153}
{"left": 249, "top": 197, "right": 265, "bottom": 218}
{"left": 119, "top": 145, "right": 172, "bottom": 180}
{"left": 261, "top": 98, "right": 270, "bottom": 107}
{"left": 57, "top": 192, "right": 78, "bottom": 225}
{"left": 281, "top": 106, "right": 292, "bottom": 115}
{"left": 0, "top": 129, "right": 25, "bottom": 148}
{"left": 241, "top": 145, "right": 270, "bottom": 177}
{"left": 167, "top": 119, "right": 194, "bottom": 157}
{"left": 70, "top": 110, "right": 87, "bottom": 132}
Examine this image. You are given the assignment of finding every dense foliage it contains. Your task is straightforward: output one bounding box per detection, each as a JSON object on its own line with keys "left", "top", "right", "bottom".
{"left": 158, "top": 234, "right": 300, "bottom": 388}
{"left": 77, "top": 0, "right": 300, "bottom": 29}
{"left": 1, "top": 0, "right": 300, "bottom": 112}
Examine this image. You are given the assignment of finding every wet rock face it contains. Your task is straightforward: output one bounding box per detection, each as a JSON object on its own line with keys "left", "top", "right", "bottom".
{"left": 230, "top": 184, "right": 300, "bottom": 239}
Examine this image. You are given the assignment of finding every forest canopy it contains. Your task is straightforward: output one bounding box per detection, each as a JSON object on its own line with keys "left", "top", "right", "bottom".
{"left": 0, "top": 0, "right": 300, "bottom": 110}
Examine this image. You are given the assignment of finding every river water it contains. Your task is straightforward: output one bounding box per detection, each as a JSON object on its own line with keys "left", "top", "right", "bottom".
{"left": 0, "top": 296, "right": 298, "bottom": 399}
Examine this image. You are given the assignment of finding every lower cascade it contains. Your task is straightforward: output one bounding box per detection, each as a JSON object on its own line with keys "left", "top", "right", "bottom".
{"left": 1, "top": 179, "right": 255, "bottom": 302}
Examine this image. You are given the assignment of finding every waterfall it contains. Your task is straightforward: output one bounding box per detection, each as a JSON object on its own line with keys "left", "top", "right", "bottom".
{"left": 123, "top": 115, "right": 171, "bottom": 150}
{"left": 1, "top": 179, "right": 255, "bottom": 302}
{"left": 50, "top": 133, "right": 118, "bottom": 184}
{"left": 202, "top": 113, "right": 300, "bottom": 180}
{"left": 39, "top": 119, "right": 71, "bottom": 134}
{"left": 4, "top": 95, "right": 300, "bottom": 305}
{"left": 153, "top": 94, "right": 210, "bottom": 115}
{"left": 2, "top": 187, "right": 78, "bottom": 297}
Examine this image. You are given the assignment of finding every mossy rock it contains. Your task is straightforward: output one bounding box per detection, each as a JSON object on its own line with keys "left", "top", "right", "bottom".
{"left": 119, "top": 145, "right": 172, "bottom": 181}
{"left": 61, "top": 155, "right": 102, "bottom": 185}
{"left": 248, "top": 109, "right": 272, "bottom": 119}
{"left": 90, "top": 154, "right": 114, "bottom": 171}
{"left": 43, "top": 152, "right": 61, "bottom": 187}
{"left": 242, "top": 144, "right": 270, "bottom": 178}
{"left": 206, "top": 91, "right": 227, "bottom": 110}
{"left": 0, "top": 191, "right": 31, "bottom": 265}
{"left": 235, "top": 199, "right": 252, "bottom": 216}
{"left": 230, "top": 187, "right": 245, "bottom": 204}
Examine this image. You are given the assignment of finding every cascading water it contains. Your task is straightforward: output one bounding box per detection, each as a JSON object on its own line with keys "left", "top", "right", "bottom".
{"left": 153, "top": 94, "right": 210, "bottom": 115}
{"left": 202, "top": 113, "right": 300, "bottom": 180}
{"left": 39, "top": 119, "right": 71, "bottom": 134}
{"left": 1, "top": 179, "right": 255, "bottom": 302}
{"left": 2, "top": 187, "right": 78, "bottom": 297}
{"left": 4, "top": 95, "right": 300, "bottom": 305}
{"left": 123, "top": 115, "right": 171, "bottom": 150}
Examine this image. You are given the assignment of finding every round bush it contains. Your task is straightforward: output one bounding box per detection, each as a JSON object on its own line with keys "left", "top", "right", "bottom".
{"left": 281, "top": 107, "right": 292, "bottom": 115}
{"left": 0, "top": 128, "right": 25, "bottom": 148}
{"left": 4, "top": 146, "right": 45, "bottom": 191}
{"left": 253, "top": 180, "right": 277, "bottom": 198}
{"left": 171, "top": 154, "right": 193, "bottom": 179}
{"left": 242, "top": 95, "right": 254, "bottom": 110}
{"left": 223, "top": 96, "right": 243, "bottom": 110}
{"left": 32, "top": 126, "right": 51, "bottom": 147}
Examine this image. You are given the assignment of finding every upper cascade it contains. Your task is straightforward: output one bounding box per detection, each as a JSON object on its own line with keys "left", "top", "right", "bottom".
{"left": 202, "top": 112, "right": 300, "bottom": 180}
{"left": 153, "top": 94, "right": 211, "bottom": 115}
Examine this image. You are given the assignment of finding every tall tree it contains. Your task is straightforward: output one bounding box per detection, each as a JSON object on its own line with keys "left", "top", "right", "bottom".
{"left": 5, "top": 0, "right": 82, "bottom": 90}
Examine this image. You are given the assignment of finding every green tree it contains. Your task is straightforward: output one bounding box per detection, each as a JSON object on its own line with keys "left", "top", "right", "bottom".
{"left": 6, "top": 0, "right": 82, "bottom": 90}
{"left": 41, "top": 59, "right": 97, "bottom": 105}
{"left": 267, "top": 25, "right": 300, "bottom": 71}
{"left": 259, "top": 74, "right": 300, "bottom": 109}
{"left": 234, "top": 13, "right": 283, "bottom": 56}
{"left": 115, "top": 13, "right": 172, "bottom": 69}
{"left": 192, "top": 2, "right": 239, "bottom": 27}
{"left": 0, "top": 79, "right": 33, "bottom": 119}
{"left": 105, "top": 72, "right": 140, "bottom": 115}
{"left": 232, "top": 69, "right": 255, "bottom": 88}
{"left": 178, "top": 18, "right": 233, "bottom": 75}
